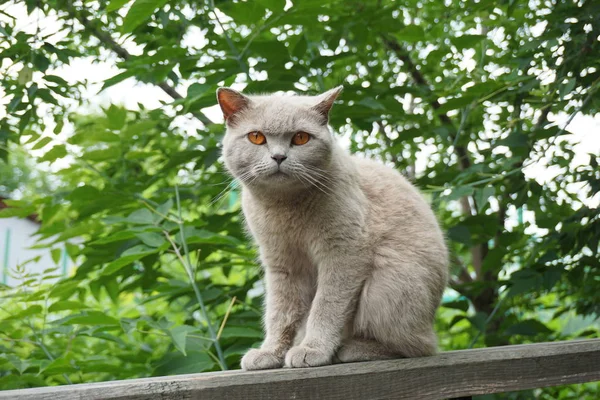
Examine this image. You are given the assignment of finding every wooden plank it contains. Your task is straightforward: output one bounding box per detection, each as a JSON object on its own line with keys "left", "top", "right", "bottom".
{"left": 1, "top": 339, "right": 599, "bottom": 400}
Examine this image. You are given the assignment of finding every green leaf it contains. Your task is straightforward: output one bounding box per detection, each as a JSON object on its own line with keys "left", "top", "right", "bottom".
{"left": 53, "top": 119, "right": 64, "bottom": 134}
{"left": 48, "top": 300, "right": 88, "bottom": 312}
{"left": 292, "top": 35, "right": 308, "bottom": 59}
{"left": 49, "top": 280, "right": 80, "bottom": 298}
{"left": 358, "top": 97, "right": 385, "bottom": 110}
{"left": 468, "top": 311, "right": 488, "bottom": 332}
{"left": 447, "top": 225, "right": 472, "bottom": 246}
{"left": 121, "top": 244, "right": 155, "bottom": 257}
{"left": 136, "top": 232, "right": 165, "bottom": 247}
{"left": 106, "top": 105, "right": 127, "bottom": 130}
{"left": 177, "top": 228, "right": 240, "bottom": 246}
{"left": 4, "top": 305, "right": 43, "bottom": 321}
{"left": 6, "top": 355, "right": 30, "bottom": 375}
{"left": 448, "top": 315, "right": 467, "bottom": 328}
{"left": 7, "top": 95, "right": 23, "bottom": 112}
{"left": 504, "top": 320, "right": 552, "bottom": 336}
{"left": 38, "top": 144, "right": 67, "bottom": 162}
{"left": 168, "top": 325, "right": 197, "bottom": 355}
{"left": 452, "top": 34, "right": 486, "bottom": 49}
{"left": 40, "top": 357, "right": 77, "bottom": 375}
{"left": 222, "top": 1, "right": 266, "bottom": 25}
{"left": 107, "top": 0, "right": 132, "bottom": 12}
{"left": 157, "top": 199, "right": 173, "bottom": 217}
{"left": 44, "top": 74, "right": 69, "bottom": 86}
{"left": 507, "top": 270, "right": 543, "bottom": 297}
{"left": 17, "top": 66, "right": 33, "bottom": 84}
{"left": 442, "top": 298, "right": 470, "bottom": 312}
{"left": 559, "top": 78, "right": 576, "bottom": 99}
{"left": 82, "top": 147, "right": 118, "bottom": 162}
{"left": 101, "top": 70, "right": 137, "bottom": 91}
{"left": 121, "top": 0, "right": 169, "bottom": 33}
{"left": 186, "top": 83, "right": 211, "bottom": 100}
{"left": 102, "top": 246, "right": 157, "bottom": 275}
{"left": 473, "top": 186, "right": 495, "bottom": 209}
{"left": 126, "top": 208, "right": 157, "bottom": 225}
{"left": 218, "top": 326, "right": 263, "bottom": 339}
{"left": 259, "top": 0, "right": 286, "bottom": 12}
{"left": 92, "top": 230, "right": 137, "bottom": 244}
{"left": 121, "top": 120, "right": 157, "bottom": 139}
{"left": 51, "top": 248, "right": 62, "bottom": 264}
{"left": 31, "top": 136, "right": 52, "bottom": 150}
{"left": 445, "top": 186, "right": 474, "bottom": 202}
{"left": 497, "top": 132, "right": 528, "bottom": 148}
{"left": 0, "top": 205, "right": 36, "bottom": 218}
{"left": 436, "top": 96, "right": 476, "bottom": 114}
{"left": 105, "top": 279, "right": 120, "bottom": 303}
{"left": 59, "top": 311, "right": 119, "bottom": 326}
{"left": 69, "top": 127, "right": 119, "bottom": 145}
{"left": 394, "top": 25, "right": 425, "bottom": 43}
{"left": 153, "top": 351, "right": 215, "bottom": 375}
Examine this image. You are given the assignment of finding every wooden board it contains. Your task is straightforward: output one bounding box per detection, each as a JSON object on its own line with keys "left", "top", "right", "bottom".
{"left": 2, "top": 339, "right": 599, "bottom": 400}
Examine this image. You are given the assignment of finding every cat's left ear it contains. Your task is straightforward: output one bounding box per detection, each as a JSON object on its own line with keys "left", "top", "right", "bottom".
{"left": 216, "top": 88, "right": 250, "bottom": 123}
{"left": 311, "top": 85, "right": 343, "bottom": 124}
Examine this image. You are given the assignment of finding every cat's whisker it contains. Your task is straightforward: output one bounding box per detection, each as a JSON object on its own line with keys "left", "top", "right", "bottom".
{"left": 303, "top": 168, "right": 335, "bottom": 186}
{"left": 295, "top": 171, "right": 328, "bottom": 195}
{"left": 210, "top": 171, "right": 251, "bottom": 206}
{"left": 303, "top": 165, "right": 335, "bottom": 181}
{"left": 295, "top": 168, "right": 334, "bottom": 196}
{"left": 290, "top": 163, "right": 335, "bottom": 195}
{"left": 206, "top": 178, "right": 236, "bottom": 187}
{"left": 294, "top": 163, "right": 335, "bottom": 184}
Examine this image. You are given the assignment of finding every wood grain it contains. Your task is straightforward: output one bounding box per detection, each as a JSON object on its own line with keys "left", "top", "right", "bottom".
{"left": 2, "top": 339, "right": 599, "bottom": 400}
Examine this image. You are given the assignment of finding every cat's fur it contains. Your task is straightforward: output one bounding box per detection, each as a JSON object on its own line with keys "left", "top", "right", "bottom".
{"left": 216, "top": 86, "right": 448, "bottom": 370}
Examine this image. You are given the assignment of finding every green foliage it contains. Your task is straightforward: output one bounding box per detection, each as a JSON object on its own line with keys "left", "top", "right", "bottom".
{"left": 0, "top": 145, "right": 53, "bottom": 198}
{"left": 0, "top": 0, "right": 599, "bottom": 397}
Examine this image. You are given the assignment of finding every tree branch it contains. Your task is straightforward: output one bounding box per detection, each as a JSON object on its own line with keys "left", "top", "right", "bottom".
{"left": 380, "top": 34, "right": 471, "bottom": 172}
{"left": 71, "top": 10, "right": 215, "bottom": 126}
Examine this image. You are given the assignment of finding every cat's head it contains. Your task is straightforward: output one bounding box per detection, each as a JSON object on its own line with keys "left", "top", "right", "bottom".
{"left": 216, "top": 87, "right": 342, "bottom": 192}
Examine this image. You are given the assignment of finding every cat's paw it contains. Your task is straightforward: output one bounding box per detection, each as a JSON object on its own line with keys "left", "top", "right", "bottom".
{"left": 241, "top": 349, "right": 284, "bottom": 370}
{"left": 284, "top": 345, "right": 332, "bottom": 368}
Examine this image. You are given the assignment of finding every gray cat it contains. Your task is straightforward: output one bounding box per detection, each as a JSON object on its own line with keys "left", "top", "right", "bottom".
{"left": 216, "top": 86, "right": 448, "bottom": 370}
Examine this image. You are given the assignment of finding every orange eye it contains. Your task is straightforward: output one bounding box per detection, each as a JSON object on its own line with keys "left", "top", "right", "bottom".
{"left": 248, "top": 131, "right": 266, "bottom": 145}
{"left": 292, "top": 131, "right": 310, "bottom": 145}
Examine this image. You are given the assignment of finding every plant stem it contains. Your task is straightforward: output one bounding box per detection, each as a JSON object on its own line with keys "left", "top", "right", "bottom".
{"left": 216, "top": 296, "right": 236, "bottom": 340}
{"left": 173, "top": 185, "right": 227, "bottom": 370}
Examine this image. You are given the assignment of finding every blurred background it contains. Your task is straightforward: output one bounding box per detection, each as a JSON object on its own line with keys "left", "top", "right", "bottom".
{"left": 0, "top": 0, "right": 598, "bottom": 397}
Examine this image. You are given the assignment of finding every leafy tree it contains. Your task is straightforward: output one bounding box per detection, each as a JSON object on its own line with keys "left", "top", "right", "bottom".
{"left": 0, "top": 145, "right": 53, "bottom": 198}
{"left": 0, "top": 0, "right": 598, "bottom": 397}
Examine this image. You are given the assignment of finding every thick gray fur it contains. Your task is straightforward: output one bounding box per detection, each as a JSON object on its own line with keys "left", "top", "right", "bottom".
{"left": 217, "top": 86, "right": 449, "bottom": 370}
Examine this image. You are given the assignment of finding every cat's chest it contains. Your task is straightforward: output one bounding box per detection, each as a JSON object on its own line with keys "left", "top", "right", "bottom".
{"left": 241, "top": 194, "right": 320, "bottom": 248}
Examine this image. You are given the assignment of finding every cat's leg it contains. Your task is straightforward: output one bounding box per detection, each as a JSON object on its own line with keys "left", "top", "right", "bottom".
{"left": 353, "top": 252, "right": 441, "bottom": 359}
{"left": 334, "top": 338, "right": 398, "bottom": 363}
{"left": 285, "top": 251, "right": 368, "bottom": 368}
{"left": 241, "top": 260, "right": 315, "bottom": 370}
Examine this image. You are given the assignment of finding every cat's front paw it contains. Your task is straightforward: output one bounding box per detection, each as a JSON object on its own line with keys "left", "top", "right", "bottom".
{"left": 285, "top": 345, "right": 332, "bottom": 368}
{"left": 241, "top": 349, "right": 284, "bottom": 370}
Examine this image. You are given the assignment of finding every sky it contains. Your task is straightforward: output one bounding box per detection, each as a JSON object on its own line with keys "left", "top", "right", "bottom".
{"left": 1, "top": 2, "right": 598, "bottom": 217}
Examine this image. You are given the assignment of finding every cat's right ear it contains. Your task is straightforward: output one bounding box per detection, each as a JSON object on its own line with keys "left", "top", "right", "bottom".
{"left": 311, "top": 85, "right": 343, "bottom": 125}
{"left": 216, "top": 88, "right": 250, "bottom": 123}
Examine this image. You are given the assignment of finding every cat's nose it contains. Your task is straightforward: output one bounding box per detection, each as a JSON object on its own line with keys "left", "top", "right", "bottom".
{"left": 271, "top": 154, "right": 287, "bottom": 165}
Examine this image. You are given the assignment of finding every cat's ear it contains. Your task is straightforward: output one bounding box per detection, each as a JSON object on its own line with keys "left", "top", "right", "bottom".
{"left": 311, "top": 85, "right": 343, "bottom": 124}
{"left": 216, "top": 88, "right": 250, "bottom": 122}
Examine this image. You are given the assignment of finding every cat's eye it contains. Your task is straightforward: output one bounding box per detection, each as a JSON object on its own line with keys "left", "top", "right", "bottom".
{"left": 248, "top": 131, "right": 266, "bottom": 145}
{"left": 292, "top": 131, "right": 310, "bottom": 145}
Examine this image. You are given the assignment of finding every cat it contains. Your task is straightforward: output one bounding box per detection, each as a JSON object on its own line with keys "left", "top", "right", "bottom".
{"left": 216, "top": 86, "right": 448, "bottom": 370}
